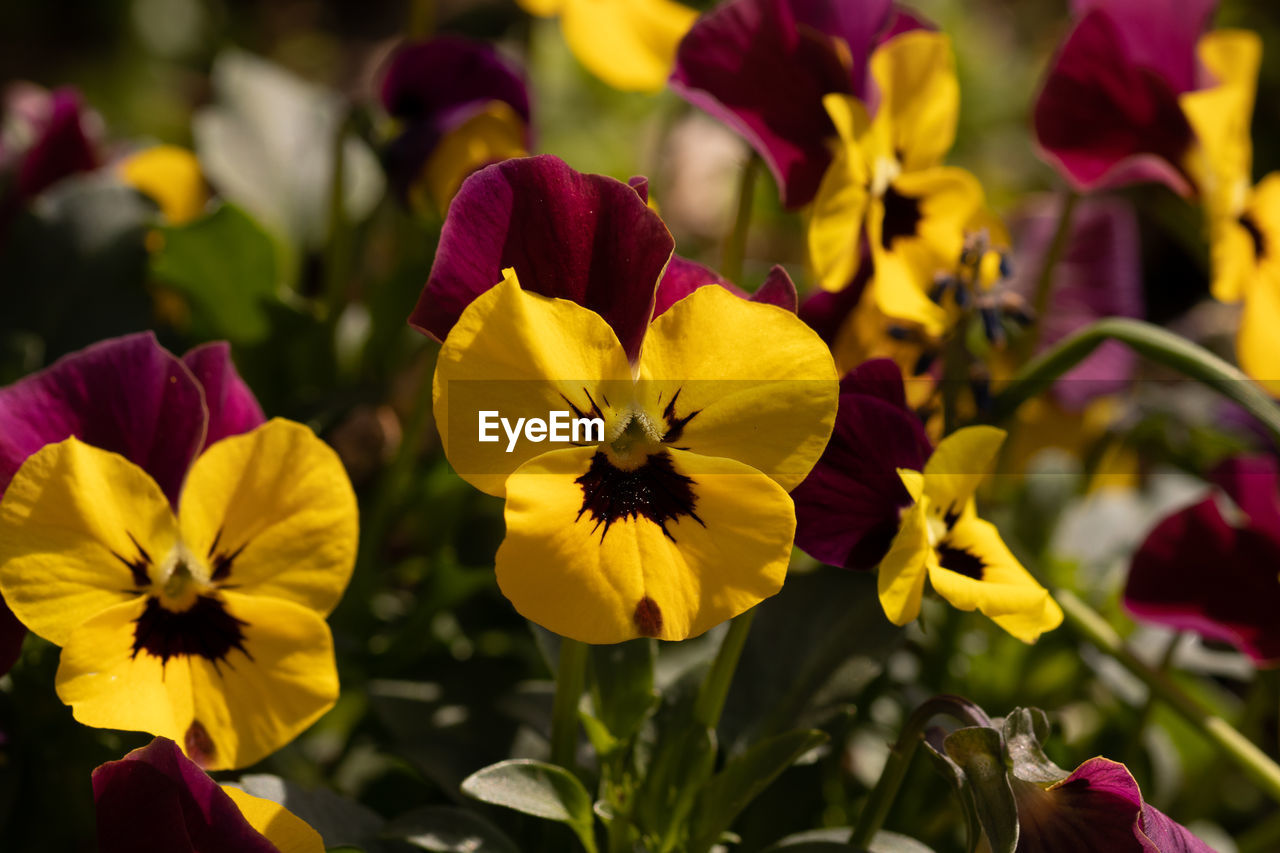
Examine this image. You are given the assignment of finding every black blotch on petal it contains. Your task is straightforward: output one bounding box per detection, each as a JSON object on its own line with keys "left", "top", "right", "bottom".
{"left": 880, "top": 185, "right": 923, "bottom": 249}
{"left": 937, "top": 543, "right": 985, "bottom": 580}
{"left": 634, "top": 597, "right": 663, "bottom": 637}
{"left": 575, "top": 450, "right": 704, "bottom": 541}
{"left": 132, "top": 595, "right": 251, "bottom": 669}
{"left": 109, "top": 531, "right": 152, "bottom": 589}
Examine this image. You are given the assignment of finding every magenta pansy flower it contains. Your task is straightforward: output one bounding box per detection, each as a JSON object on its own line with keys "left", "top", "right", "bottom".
{"left": 0, "top": 85, "right": 100, "bottom": 232}
{"left": 669, "top": 0, "right": 925, "bottom": 208}
{"left": 1033, "top": 0, "right": 1218, "bottom": 194}
{"left": 0, "top": 332, "right": 264, "bottom": 673}
{"left": 409, "top": 154, "right": 796, "bottom": 360}
{"left": 1014, "top": 757, "right": 1216, "bottom": 852}
{"left": 1126, "top": 455, "right": 1280, "bottom": 665}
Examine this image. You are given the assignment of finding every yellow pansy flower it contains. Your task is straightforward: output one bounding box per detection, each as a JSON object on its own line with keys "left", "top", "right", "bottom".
{"left": 434, "top": 270, "right": 838, "bottom": 643}
{"left": 517, "top": 0, "right": 698, "bottom": 92}
{"left": 0, "top": 419, "right": 357, "bottom": 770}
{"left": 117, "top": 144, "right": 210, "bottom": 225}
{"left": 808, "top": 30, "right": 986, "bottom": 336}
{"left": 877, "top": 426, "right": 1062, "bottom": 642}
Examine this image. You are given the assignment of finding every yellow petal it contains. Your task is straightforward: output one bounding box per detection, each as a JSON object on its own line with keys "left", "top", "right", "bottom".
{"left": 1207, "top": 215, "right": 1258, "bottom": 305}
{"left": 516, "top": 0, "right": 565, "bottom": 16}
{"left": 1239, "top": 265, "right": 1280, "bottom": 396}
{"left": 922, "top": 425, "right": 1006, "bottom": 521}
{"left": 177, "top": 418, "right": 358, "bottom": 617}
{"left": 808, "top": 96, "right": 872, "bottom": 293}
{"left": 637, "top": 284, "right": 839, "bottom": 490}
{"left": 186, "top": 593, "right": 339, "bottom": 770}
{"left": 420, "top": 101, "right": 528, "bottom": 215}
{"left": 497, "top": 446, "right": 793, "bottom": 643}
{"left": 560, "top": 0, "right": 699, "bottom": 92}
{"left": 928, "top": 515, "right": 1062, "bottom": 643}
{"left": 870, "top": 30, "right": 959, "bottom": 172}
{"left": 56, "top": 597, "right": 194, "bottom": 743}
{"left": 0, "top": 438, "right": 177, "bottom": 646}
{"left": 222, "top": 786, "right": 326, "bottom": 853}
{"left": 877, "top": 499, "right": 930, "bottom": 626}
{"left": 433, "top": 269, "right": 635, "bottom": 498}
{"left": 117, "top": 145, "right": 210, "bottom": 225}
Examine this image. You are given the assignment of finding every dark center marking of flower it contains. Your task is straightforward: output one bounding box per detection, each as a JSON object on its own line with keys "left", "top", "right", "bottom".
{"left": 937, "top": 543, "right": 985, "bottom": 580}
{"left": 207, "top": 526, "right": 252, "bottom": 583}
{"left": 634, "top": 596, "right": 663, "bottom": 637}
{"left": 942, "top": 505, "right": 961, "bottom": 530}
{"left": 109, "top": 531, "right": 152, "bottom": 589}
{"left": 1240, "top": 212, "right": 1267, "bottom": 260}
{"left": 131, "top": 595, "right": 251, "bottom": 670}
{"left": 881, "top": 185, "right": 923, "bottom": 249}
{"left": 661, "top": 387, "right": 701, "bottom": 446}
{"left": 184, "top": 720, "right": 216, "bottom": 767}
{"left": 575, "top": 450, "right": 704, "bottom": 541}
{"left": 561, "top": 387, "right": 606, "bottom": 423}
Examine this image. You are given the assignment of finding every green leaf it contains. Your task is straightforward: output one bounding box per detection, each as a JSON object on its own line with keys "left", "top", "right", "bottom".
{"left": 589, "top": 639, "right": 657, "bottom": 742}
{"left": 150, "top": 203, "right": 279, "bottom": 343}
{"left": 943, "top": 728, "right": 1019, "bottom": 853}
{"left": 922, "top": 731, "right": 983, "bottom": 853}
{"left": 461, "top": 759, "right": 597, "bottom": 853}
{"left": 633, "top": 723, "right": 717, "bottom": 848}
{"left": 688, "top": 729, "right": 829, "bottom": 853}
{"left": 1002, "top": 707, "right": 1067, "bottom": 785}
{"left": 380, "top": 805, "right": 520, "bottom": 852}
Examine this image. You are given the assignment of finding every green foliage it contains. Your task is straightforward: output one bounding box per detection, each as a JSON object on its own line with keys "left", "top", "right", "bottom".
{"left": 461, "top": 759, "right": 598, "bottom": 853}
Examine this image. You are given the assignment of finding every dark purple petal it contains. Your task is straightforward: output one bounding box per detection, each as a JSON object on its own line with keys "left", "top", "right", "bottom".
{"left": 793, "top": 360, "right": 931, "bottom": 570}
{"left": 1010, "top": 196, "right": 1143, "bottom": 409}
{"left": 1013, "top": 758, "right": 1149, "bottom": 853}
{"left": 1070, "top": 0, "right": 1216, "bottom": 93}
{"left": 0, "top": 332, "right": 206, "bottom": 505}
{"left": 1125, "top": 496, "right": 1280, "bottom": 664}
{"left": 380, "top": 37, "right": 530, "bottom": 125}
{"left": 671, "top": 0, "right": 854, "bottom": 208}
{"left": 1033, "top": 10, "right": 1194, "bottom": 194}
{"left": 787, "top": 0, "right": 892, "bottom": 99}
{"left": 654, "top": 255, "right": 743, "bottom": 318}
{"left": 750, "top": 264, "right": 799, "bottom": 312}
{"left": 182, "top": 343, "right": 266, "bottom": 451}
{"left": 798, "top": 264, "right": 872, "bottom": 347}
{"left": 13, "top": 87, "right": 99, "bottom": 203}
{"left": 628, "top": 175, "right": 650, "bottom": 203}
{"left": 412, "top": 155, "right": 673, "bottom": 360}
{"left": 0, "top": 598, "right": 24, "bottom": 677}
{"left": 1209, "top": 455, "right": 1280, "bottom": 540}
{"left": 93, "top": 737, "right": 278, "bottom": 853}
{"left": 1140, "top": 804, "right": 1219, "bottom": 853}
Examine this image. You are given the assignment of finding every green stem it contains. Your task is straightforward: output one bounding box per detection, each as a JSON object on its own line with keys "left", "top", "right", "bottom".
{"left": 323, "top": 108, "right": 353, "bottom": 324}
{"left": 693, "top": 609, "right": 756, "bottom": 730}
{"left": 1023, "top": 190, "right": 1078, "bottom": 358}
{"left": 850, "top": 695, "right": 992, "bottom": 848}
{"left": 721, "top": 155, "right": 759, "bottom": 285}
{"left": 1056, "top": 589, "right": 1280, "bottom": 804}
{"left": 551, "top": 639, "right": 589, "bottom": 771}
{"left": 987, "top": 317, "right": 1280, "bottom": 445}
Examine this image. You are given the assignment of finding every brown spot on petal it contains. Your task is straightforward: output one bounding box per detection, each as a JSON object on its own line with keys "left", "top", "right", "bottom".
{"left": 634, "top": 596, "right": 663, "bottom": 637}
{"left": 184, "top": 720, "right": 216, "bottom": 768}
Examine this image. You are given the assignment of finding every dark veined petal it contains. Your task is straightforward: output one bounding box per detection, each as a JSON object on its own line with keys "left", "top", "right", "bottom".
{"left": 792, "top": 359, "right": 930, "bottom": 570}
{"left": 1033, "top": 10, "right": 1195, "bottom": 194}
{"left": 93, "top": 736, "right": 278, "bottom": 853}
{"left": 411, "top": 155, "right": 673, "bottom": 361}
{"left": 1125, "top": 487, "right": 1280, "bottom": 665}
{"left": 181, "top": 342, "right": 266, "bottom": 452}
{"left": 670, "top": 0, "right": 854, "bottom": 208}
{"left": 1069, "top": 0, "right": 1216, "bottom": 93}
{"left": 0, "top": 331, "right": 207, "bottom": 506}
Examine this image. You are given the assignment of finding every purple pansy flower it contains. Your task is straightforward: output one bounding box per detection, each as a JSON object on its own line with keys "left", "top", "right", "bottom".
{"left": 1126, "top": 455, "right": 1280, "bottom": 665}
{"left": 0, "top": 332, "right": 264, "bottom": 674}
{"left": 409, "top": 154, "right": 797, "bottom": 359}
{"left": 1014, "top": 757, "right": 1216, "bottom": 852}
{"left": 1033, "top": 0, "right": 1218, "bottom": 194}
{"left": 379, "top": 37, "right": 531, "bottom": 209}
{"left": 669, "top": 0, "right": 926, "bottom": 209}
{"left": 792, "top": 358, "right": 931, "bottom": 571}
{"left": 1008, "top": 196, "right": 1144, "bottom": 410}
{"left": 93, "top": 737, "right": 280, "bottom": 853}
{"left": 0, "top": 85, "right": 101, "bottom": 232}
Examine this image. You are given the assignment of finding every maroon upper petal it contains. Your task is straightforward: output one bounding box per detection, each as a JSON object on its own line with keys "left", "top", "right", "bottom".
{"left": 1014, "top": 757, "right": 1215, "bottom": 853}
{"left": 0, "top": 332, "right": 207, "bottom": 506}
{"left": 1209, "top": 455, "right": 1280, "bottom": 540}
{"left": 182, "top": 343, "right": 266, "bottom": 452}
{"left": 670, "top": 0, "right": 857, "bottom": 209}
{"left": 654, "top": 255, "right": 743, "bottom": 318}
{"left": 379, "top": 37, "right": 531, "bottom": 201}
{"left": 1125, "top": 485, "right": 1280, "bottom": 665}
{"left": 1069, "top": 0, "right": 1216, "bottom": 93}
{"left": 1010, "top": 196, "right": 1143, "bottom": 410}
{"left": 1033, "top": 10, "right": 1195, "bottom": 195}
{"left": 750, "top": 264, "right": 799, "bottom": 312}
{"left": 411, "top": 155, "right": 673, "bottom": 360}
{"left": 93, "top": 737, "right": 279, "bottom": 853}
{"left": 793, "top": 359, "right": 931, "bottom": 571}
{"left": 12, "top": 87, "right": 100, "bottom": 203}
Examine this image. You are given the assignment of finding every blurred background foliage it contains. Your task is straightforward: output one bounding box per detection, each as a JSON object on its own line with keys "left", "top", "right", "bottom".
{"left": 1, "top": 1, "right": 1279, "bottom": 851}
